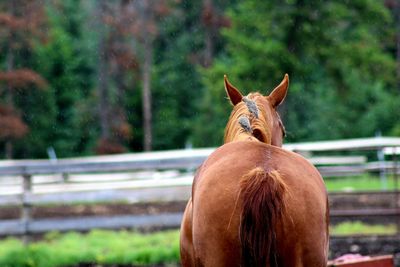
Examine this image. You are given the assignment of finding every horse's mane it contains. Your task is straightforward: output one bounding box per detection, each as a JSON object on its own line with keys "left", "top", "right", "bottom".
{"left": 224, "top": 93, "right": 272, "bottom": 144}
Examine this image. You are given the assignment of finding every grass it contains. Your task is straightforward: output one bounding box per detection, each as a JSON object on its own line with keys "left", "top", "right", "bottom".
{"left": 0, "top": 230, "right": 180, "bottom": 267}
{"left": 324, "top": 174, "right": 400, "bottom": 192}
{"left": 0, "top": 221, "right": 396, "bottom": 267}
{"left": 330, "top": 221, "right": 397, "bottom": 236}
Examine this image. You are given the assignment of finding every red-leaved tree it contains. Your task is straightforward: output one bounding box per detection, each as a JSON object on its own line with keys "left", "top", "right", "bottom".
{"left": 0, "top": 0, "right": 47, "bottom": 158}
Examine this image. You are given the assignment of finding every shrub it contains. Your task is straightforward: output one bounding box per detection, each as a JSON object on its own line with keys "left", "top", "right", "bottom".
{"left": 0, "top": 230, "right": 180, "bottom": 267}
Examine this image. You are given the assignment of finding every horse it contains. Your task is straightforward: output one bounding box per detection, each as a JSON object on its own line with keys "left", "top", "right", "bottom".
{"left": 180, "top": 74, "right": 329, "bottom": 267}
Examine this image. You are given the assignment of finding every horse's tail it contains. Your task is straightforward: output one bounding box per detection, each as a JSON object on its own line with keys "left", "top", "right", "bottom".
{"left": 239, "top": 167, "right": 287, "bottom": 267}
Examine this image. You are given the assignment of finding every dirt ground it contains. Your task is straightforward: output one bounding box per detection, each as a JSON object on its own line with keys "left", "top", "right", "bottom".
{"left": 0, "top": 201, "right": 188, "bottom": 220}
{"left": 0, "top": 192, "right": 397, "bottom": 223}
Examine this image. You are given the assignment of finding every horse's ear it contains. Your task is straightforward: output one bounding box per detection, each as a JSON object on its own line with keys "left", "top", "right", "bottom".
{"left": 268, "top": 73, "right": 289, "bottom": 108}
{"left": 224, "top": 75, "right": 243, "bottom": 106}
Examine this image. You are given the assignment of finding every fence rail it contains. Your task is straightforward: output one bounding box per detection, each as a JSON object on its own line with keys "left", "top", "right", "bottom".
{"left": 1, "top": 136, "right": 400, "bottom": 176}
{"left": 2, "top": 207, "right": 400, "bottom": 236}
{"left": 0, "top": 136, "right": 399, "bottom": 240}
{"left": 0, "top": 213, "right": 184, "bottom": 235}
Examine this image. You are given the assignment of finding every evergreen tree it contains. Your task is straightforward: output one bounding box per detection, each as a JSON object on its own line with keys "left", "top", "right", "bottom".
{"left": 151, "top": 0, "right": 232, "bottom": 150}
{"left": 34, "top": 0, "right": 95, "bottom": 157}
{"left": 193, "top": 0, "right": 399, "bottom": 146}
{"left": 151, "top": 1, "right": 204, "bottom": 150}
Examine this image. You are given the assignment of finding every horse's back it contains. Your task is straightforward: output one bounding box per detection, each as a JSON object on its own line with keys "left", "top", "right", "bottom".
{"left": 188, "top": 141, "right": 329, "bottom": 267}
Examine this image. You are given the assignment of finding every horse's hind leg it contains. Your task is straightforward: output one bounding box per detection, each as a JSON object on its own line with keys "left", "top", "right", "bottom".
{"left": 180, "top": 199, "right": 195, "bottom": 267}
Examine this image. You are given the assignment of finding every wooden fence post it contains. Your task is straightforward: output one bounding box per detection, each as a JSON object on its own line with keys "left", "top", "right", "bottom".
{"left": 22, "top": 174, "right": 32, "bottom": 245}
{"left": 393, "top": 147, "right": 399, "bottom": 236}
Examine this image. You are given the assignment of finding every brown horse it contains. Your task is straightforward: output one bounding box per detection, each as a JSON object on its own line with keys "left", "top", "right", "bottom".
{"left": 180, "top": 74, "right": 329, "bottom": 267}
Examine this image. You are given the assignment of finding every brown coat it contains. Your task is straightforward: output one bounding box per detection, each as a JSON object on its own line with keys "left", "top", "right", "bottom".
{"left": 180, "top": 74, "right": 329, "bottom": 267}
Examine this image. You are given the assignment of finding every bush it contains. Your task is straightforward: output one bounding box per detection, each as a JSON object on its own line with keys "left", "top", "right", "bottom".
{"left": 0, "top": 230, "right": 180, "bottom": 267}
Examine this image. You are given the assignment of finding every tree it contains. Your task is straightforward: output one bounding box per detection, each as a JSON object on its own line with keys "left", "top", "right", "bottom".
{"left": 129, "top": 0, "right": 171, "bottom": 151}
{"left": 103, "top": 0, "right": 172, "bottom": 152}
{"left": 94, "top": 0, "right": 138, "bottom": 154}
{"left": 149, "top": 0, "right": 232, "bottom": 150}
{"left": 34, "top": 0, "right": 96, "bottom": 157}
{"left": 0, "top": 0, "right": 47, "bottom": 158}
{"left": 193, "top": 0, "right": 399, "bottom": 146}
{"left": 150, "top": 1, "right": 205, "bottom": 150}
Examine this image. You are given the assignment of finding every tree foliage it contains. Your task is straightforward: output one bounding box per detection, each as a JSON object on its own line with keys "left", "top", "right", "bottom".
{"left": 34, "top": 0, "right": 95, "bottom": 157}
{"left": 0, "top": 0, "right": 48, "bottom": 158}
{"left": 193, "top": 0, "right": 399, "bottom": 146}
{"left": 0, "top": 0, "right": 399, "bottom": 158}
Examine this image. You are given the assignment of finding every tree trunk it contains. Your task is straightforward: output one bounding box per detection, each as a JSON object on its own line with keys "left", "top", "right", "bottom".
{"left": 142, "top": 35, "right": 153, "bottom": 151}
{"left": 202, "top": 0, "right": 214, "bottom": 68}
{"left": 97, "top": 0, "right": 110, "bottom": 140}
{"left": 113, "top": 0, "right": 130, "bottom": 140}
{"left": 140, "top": 0, "right": 153, "bottom": 151}
{"left": 5, "top": 1, "right": 16, "bottom": 159}
{"left": 396, "top": 0, "right": 400, "bottom": 91}
{"left": 5, "top": 46, "right": 14, "bottom": 159}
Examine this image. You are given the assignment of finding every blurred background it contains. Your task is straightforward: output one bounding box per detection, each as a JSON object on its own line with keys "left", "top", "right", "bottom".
{"left": 0, "top": 0, "right": 399, "bottom": 158}
{"left": 0, "top": 0, "right": 400, "bottom": 266}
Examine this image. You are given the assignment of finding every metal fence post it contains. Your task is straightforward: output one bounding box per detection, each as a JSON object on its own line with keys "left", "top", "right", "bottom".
{"left": 22, "top": 174, "right": 32, "bottom": 245}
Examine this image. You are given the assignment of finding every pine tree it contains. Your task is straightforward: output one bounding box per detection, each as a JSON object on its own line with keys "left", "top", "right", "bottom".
{"left": 194, "top": 0, "right": 399, "bottom": 146}
{"left": 34, "top": 0, "right": 96, "bottom": 157}
{"left": 94, "top": 0, "right": 140, "bottom": 154}
{"left": 150, "top": 0, "right": 232, "bottom": 150}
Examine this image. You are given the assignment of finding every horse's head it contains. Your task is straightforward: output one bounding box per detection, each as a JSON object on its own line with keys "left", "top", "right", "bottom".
{"left": 223, "top": 74, "right": 289, "bottom": 146}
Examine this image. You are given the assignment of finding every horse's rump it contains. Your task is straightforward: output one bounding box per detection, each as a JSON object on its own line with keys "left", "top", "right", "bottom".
{"left": 187, "top": 141, "right": 328, "bottom": 267}
{"left": 239, "top": 167, "right": 287, "bottom": 267}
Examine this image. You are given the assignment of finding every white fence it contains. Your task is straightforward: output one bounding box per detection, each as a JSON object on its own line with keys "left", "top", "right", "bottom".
{"left": 0, "top": 136, "right": 399, "bottom": 240}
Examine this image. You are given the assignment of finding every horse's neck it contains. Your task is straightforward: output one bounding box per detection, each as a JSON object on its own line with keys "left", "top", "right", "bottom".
{"left": 224, "top": 101, "right": 272, "bottom": 144}
{"left": 224, "top": 128, "right": 262, "bottom": 143}
{"left": 232, "top": 133, "right": 257, "bottom": 143}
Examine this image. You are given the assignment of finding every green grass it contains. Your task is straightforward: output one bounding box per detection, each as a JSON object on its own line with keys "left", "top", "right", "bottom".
{"left": 0, "top": 230, "right": 180, "bottom": 267}
{"left": 324, "top": 174, "right": 400, "bottom": 192}
{"left": 330, "top": 221, "right": 397, "bottom": 236}
{"left": 0, "top": 222, "right": 396, "bottom": 267}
